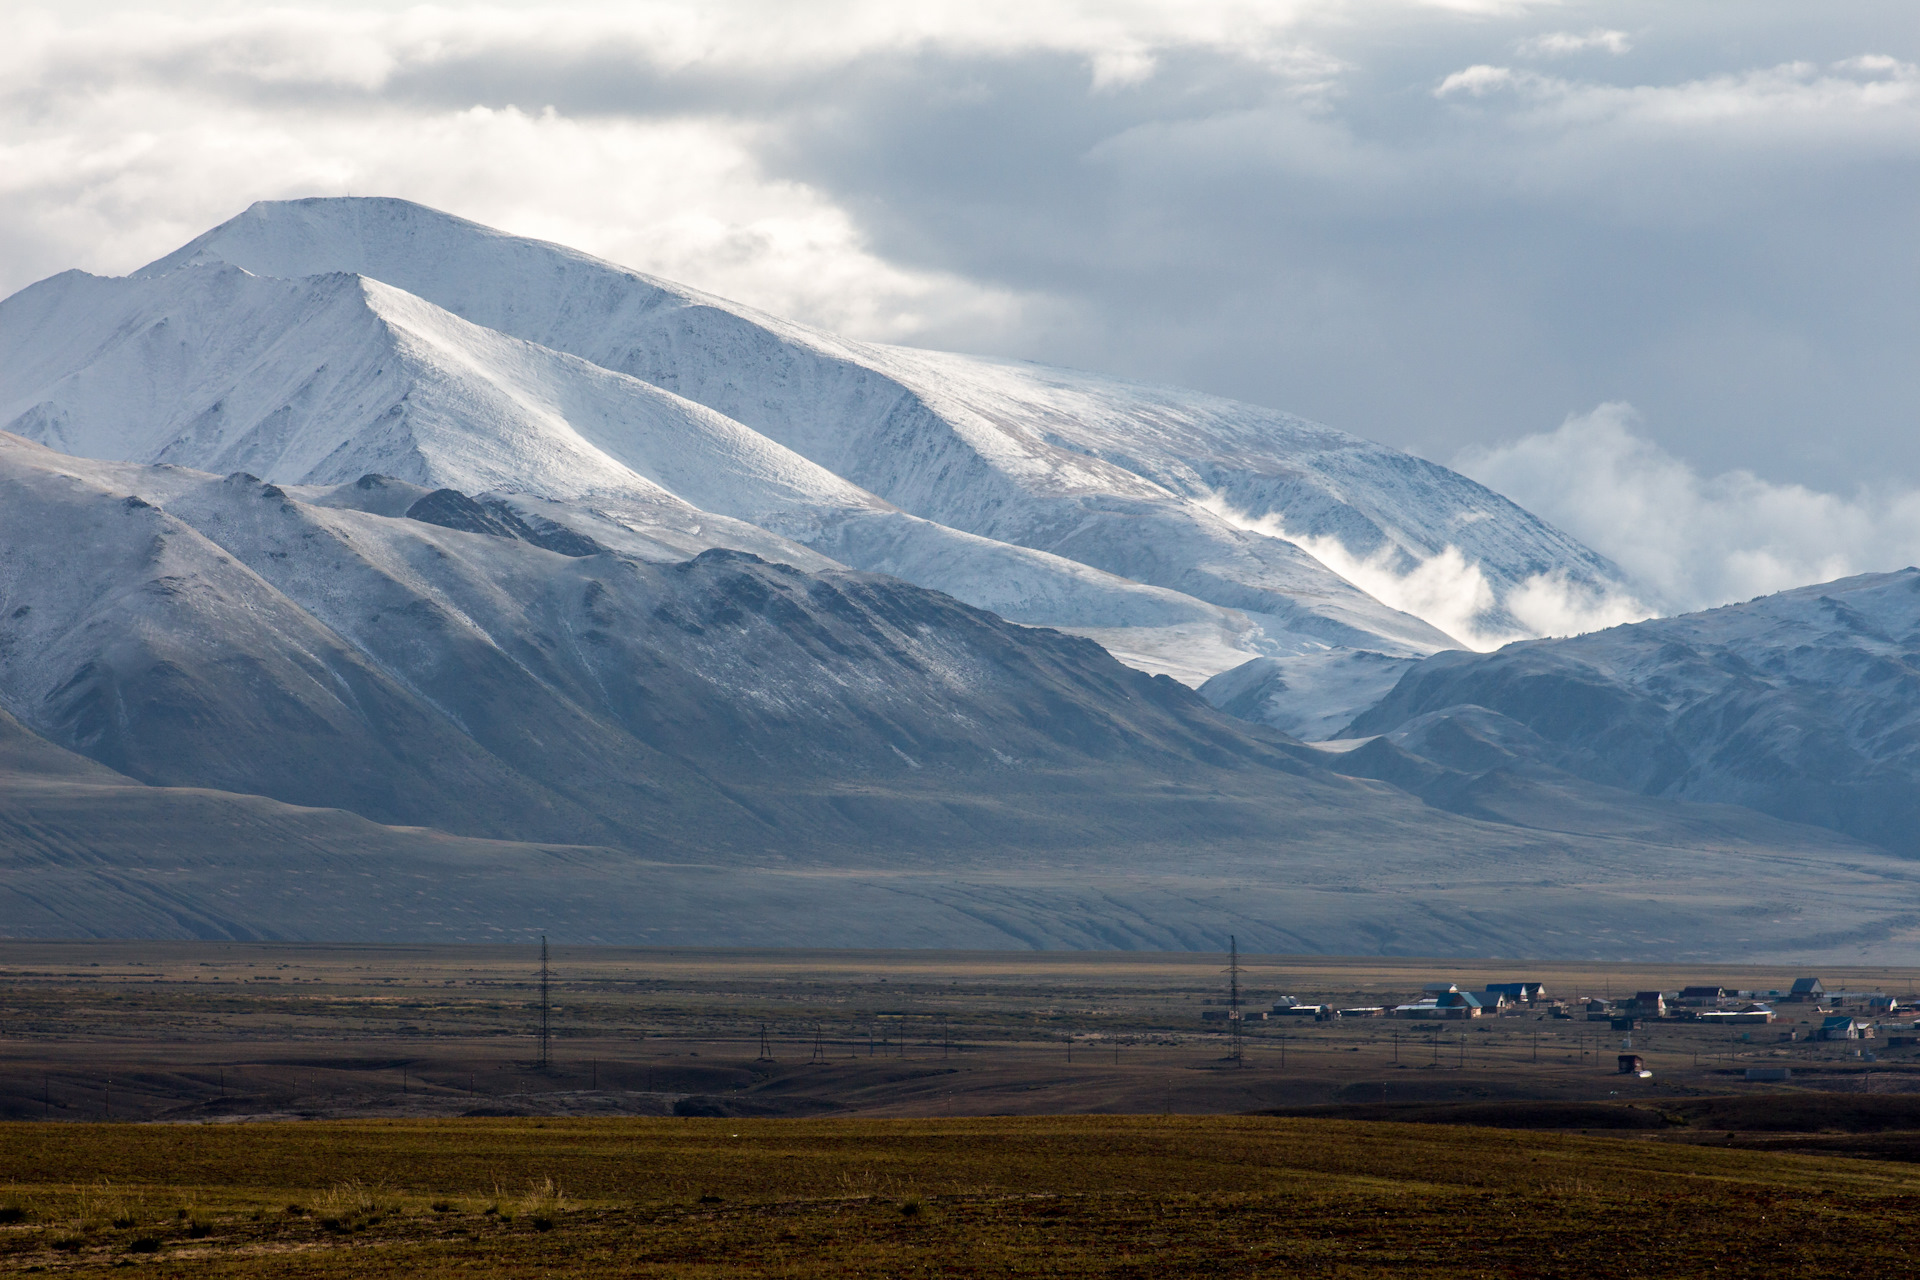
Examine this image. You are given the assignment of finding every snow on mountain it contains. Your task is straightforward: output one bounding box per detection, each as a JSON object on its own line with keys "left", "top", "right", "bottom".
{"left": 1198, "top": 650, "right": 1422, "bottom": 743}
{"left": 0, "top": 258, "right": 1292, "bottom": 659}
{"left": 124, "top": 196, "right": 1639, "bottom": 669}
{"left": 0, "top": 431, "right": 1323, "bottom": 849}
{"left": 9, "top": 431, "right": 1920, "bottom": 957}
{"left": 1337, "top": 568, "right": 1920, "bottom": 855}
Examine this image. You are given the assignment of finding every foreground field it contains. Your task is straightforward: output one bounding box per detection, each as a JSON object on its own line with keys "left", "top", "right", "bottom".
{"left": 1, "top": 1115, "right": 1918, "bottom": 1277}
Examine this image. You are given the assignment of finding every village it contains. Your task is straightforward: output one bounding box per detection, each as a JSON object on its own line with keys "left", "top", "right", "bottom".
{"left": 1203, "top": 975, "right": 1913, "bottom": 1078}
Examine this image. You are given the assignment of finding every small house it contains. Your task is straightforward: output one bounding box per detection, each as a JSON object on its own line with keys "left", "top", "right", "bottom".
{"left": 1788, "top": 977, "right": 1827, "bottom": 1003}
{"left": 1485, "top": 981, "right": 1546, "bottom": 1003}
{"left": 1698, "top": 1007, "right": 1775, "bottom": 1025}
{"left": 1818, "top": 1015, "right": 1873, "bottom": 1041}
{"left": 1630, "top": 990, "right": 1667, "bottom": 1017}
{"left": 1422, "top": 982, "right": 1461, "bottom": 995}
{"left": 1395, "top": 993, "right": 1481, "bottom": 1020}
{"left": 1679, "top": 985, "right": 1728, "bottom": 1003}
{"left": 1617, "top": 1053, "right": 1645, "bottom": 1074}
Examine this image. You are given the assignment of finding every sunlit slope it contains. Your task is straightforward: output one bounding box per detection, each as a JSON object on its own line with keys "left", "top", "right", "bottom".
{"left": 0, "top": 261, "right": 1338, "bottom": 671}
{"left": 134, "top": 196, "right": 1636, "bottom": 662}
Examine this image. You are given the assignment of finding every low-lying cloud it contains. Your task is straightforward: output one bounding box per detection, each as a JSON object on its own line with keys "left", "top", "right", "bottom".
{"left": 1458, "top": 404, "right": 1920, "bottom": 614}
{"left": 1203, "top": 497, "right": 1651, "bottom": 650}
{"left": 1285, "top": 527, "right": 1651, "bottom": 650}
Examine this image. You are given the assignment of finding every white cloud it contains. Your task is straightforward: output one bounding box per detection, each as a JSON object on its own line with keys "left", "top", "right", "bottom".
{"left": 1202, "top": 497, "right": 1650, "bottom": 650}
{"left": 1457, "top": 404, "right": 1920, "bottom": 613}
{"left": 1435, "top": 64, "right": 1530, "bottom": 97}
{"left": 0, "top": 43, "right": 1033, "bottom": 343}
{"left": 3, "top": 0, "right": 1920, "bottom": 517}
{"left": 1516, "top": 29, "right": 1632, "bottom": 58}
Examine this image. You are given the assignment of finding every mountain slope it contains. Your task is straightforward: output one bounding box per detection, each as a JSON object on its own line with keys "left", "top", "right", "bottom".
{"left": 129, "top": 196, "right": 1637, "bottom": 659}
{"left": 0, "top": 259, "right": 1386, "bottom": 681}
{"left": 0, "top": 432, "right": 1320, "bottom": 857}
{"left": 1333, "top": 569, "right": 1920, "bottom": 855}
{"left": 4, "top": 436, "right": 1919, "bottom": 956}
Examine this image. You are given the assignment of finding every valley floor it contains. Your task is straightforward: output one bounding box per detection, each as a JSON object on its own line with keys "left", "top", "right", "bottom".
{"left": 7, "top": 943, "right": 1920, "bottom": 1274}
{"left": 6, "top": 942, "right": 1920, "bottom": 1122}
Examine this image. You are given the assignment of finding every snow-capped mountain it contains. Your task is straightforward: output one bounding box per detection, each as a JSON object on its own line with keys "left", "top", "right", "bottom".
{"left": 0, "top": 195, "right": 1637, "bottom": 682}
{"left": 5, "top": 431, "right": 1915, "bottom": 957}
{"left": 0, "top": 432, "right": 1310, "bottom": 850}
{"left": 1325, "top": 569, "right": 1920, "bottom": 855}
{"left": 17, "top": 197, "right": 1917, "bottom": 955}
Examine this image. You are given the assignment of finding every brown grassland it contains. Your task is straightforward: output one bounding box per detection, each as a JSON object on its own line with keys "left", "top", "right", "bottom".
{"left": 6, "top": 942, "right": 1920, "bottom": 1275}
{"left": 2, "top": 1113, "right": 1920, "bottom": 1277}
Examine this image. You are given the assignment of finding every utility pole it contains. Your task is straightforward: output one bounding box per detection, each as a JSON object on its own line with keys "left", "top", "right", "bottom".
{"left": 1226, "top": 935, "right": 1244, "bottom": 1066}
{"left": 536, "top": 936, "right": 552, "bottom": 1072}
{"left": 757, "top": 1023, "right": 776, "bottom": 1062}
{"left": 810, "top": 1026, "right": 826, "bottom": 1064}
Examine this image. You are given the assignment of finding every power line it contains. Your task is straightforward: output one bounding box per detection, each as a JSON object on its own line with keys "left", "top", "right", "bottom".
{"left": 1226, "top": 934, "right": 1244, "bottom": 1066}
{"left": 536, "top": 935, "right": 552, "bottom": 1071}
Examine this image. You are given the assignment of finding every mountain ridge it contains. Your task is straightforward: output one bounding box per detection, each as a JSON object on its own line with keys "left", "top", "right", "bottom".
{"left": 109, "top": 195, "right": 1640, "bottom": 670}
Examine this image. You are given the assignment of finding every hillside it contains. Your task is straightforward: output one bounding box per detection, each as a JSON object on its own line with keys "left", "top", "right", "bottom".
{"left": 1265, "top": 570, "right": 1920, "bottom": 857}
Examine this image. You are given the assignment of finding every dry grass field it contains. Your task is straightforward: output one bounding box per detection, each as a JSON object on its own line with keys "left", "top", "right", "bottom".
{"left": 2, "top": 1113, "right": 1920, "bottom": 1277}
{"left": 5, "top": 942, "right": 1920, "bottom": 1274}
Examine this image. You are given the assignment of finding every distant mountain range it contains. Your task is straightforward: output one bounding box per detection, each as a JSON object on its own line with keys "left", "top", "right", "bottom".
{"left": 0, "top": 198, "right": 1914, "bottom": 959}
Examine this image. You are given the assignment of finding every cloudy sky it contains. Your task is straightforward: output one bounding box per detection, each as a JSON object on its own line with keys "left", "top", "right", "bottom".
{"left": 5, "top": 0, "right": 1917, "bottom": 612}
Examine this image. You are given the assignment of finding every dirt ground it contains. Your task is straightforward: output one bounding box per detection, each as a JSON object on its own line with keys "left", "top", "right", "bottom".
{"left": 0, "top": 941, "right": 1910, "bottom": 1122}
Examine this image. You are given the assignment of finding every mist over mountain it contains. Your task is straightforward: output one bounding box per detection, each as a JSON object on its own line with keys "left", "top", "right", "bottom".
{"left": 1, "top": 197, "right": 1916, "bottom": 958}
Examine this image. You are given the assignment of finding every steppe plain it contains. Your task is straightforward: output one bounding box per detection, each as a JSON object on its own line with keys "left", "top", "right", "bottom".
{"left": 6, "top": 943, "right": 1920, "bottom": 1276}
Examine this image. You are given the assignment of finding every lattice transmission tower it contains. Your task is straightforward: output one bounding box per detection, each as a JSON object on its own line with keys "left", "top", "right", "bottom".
{"left": 536, "top": 935, "right": 552, "bottom": 1071}
{"left": 1226, "top": 934, "right": 1244, "bottom": 1065}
